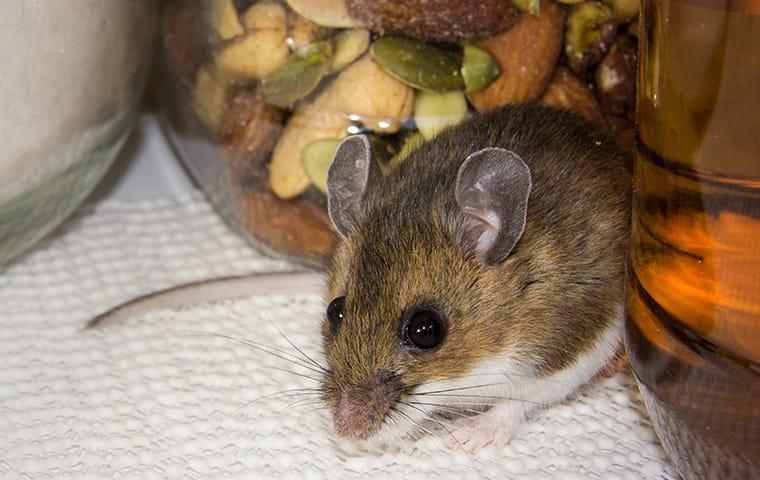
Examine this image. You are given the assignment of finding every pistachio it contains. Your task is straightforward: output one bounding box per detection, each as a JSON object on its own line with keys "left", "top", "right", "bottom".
{"left": 330, "top": 29, "right": 370, "bottom": 73}
{"left": 467, "top": 0, "right": 564, "bottom": 111}
{"left": 301, "top": 138, "right": 342, "bottom": 193}
{"left": 261, "top": 41, "right": 333, "bottom": 108}
{"left": 209, "top": 0, "right": 245, "bottom": 40}
{"left": 565, "top": 2, "right": 616, "bottom": 74}
{"left": 285, "top": 0, "right": 361, "bottom": 28}
{"left": 512, "top": 0, "right": 541, "bottom": 15}
{"left": 461, "top": 45, "right": 501, "bottom": 93}
{"left": 414, "top": 90, "right": 468, "bottom": 140}
{"left": 216, "top": 3, "right": 289, "bottom": 81}
{"left": 370, "top": 36, "right": 464, "bottom": 92}
{"left": 346, "top": 0, "right": 519, "bottom": 43}
{"left": 540, "top": 67, "right": 605, "bottom": 127}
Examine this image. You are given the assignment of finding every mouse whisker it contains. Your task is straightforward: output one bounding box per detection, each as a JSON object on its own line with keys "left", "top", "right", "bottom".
{"left": 189, "top": 331, "right": 326, "bottom": 376}
{"left": 295, "top": 404, "right": 330, "bottom": 417}
{"left": 387, "top": 410, "right": 485, "bottom": 480}
{"left": 261, "top": 365, "right": 324, "bottom": 383}
{"left": 385, "top": 409, "right": 416, "bottom": 450}
{"left": 414, "top": 381, "right": 514, "bottom": 396}
{"left": 281, "top": 397, "right": 324, "bottom": 413}
{"left": 404, "top": 400, "right": 484, "bottom": 417}
{"left": 397, "top": 402, "right": 482, "bottom": 476}
{"left": 389, "top": 405, "right": 440, "bottom": 442}
{"left": 270, "top": 322, "right": 330, "bottom": 373}
{"left": 437, "top": 372, "right": 573, "bottom": 386}
{"left": 418, "top": 392, "right": 552, "bottom": 408}
{"left": 231, "top": 387, "right": 322, "bottom": 415}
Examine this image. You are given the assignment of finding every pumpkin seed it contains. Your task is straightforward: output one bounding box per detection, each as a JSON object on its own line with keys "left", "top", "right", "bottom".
{"left": 370, "top": 36, "right": 464, "bottom": 92}
{"left": 300, "top": 137, "right": 343, "bottom": 193}
{"left": 261, "top": 41, "right": 333, "bottom": 108}
{"left": 461, "top": 45, "right": 501, "bottom": 93}
{"left": 414, "top": 90, "right": 468, "bottom": 140}
{"left": 330, "top": 29, "right": 370, "bottom": 72}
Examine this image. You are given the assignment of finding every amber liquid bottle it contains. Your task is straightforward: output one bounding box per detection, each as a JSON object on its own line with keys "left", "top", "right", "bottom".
{"left": 625, "top": 0, "right": 760, "bottom": 478}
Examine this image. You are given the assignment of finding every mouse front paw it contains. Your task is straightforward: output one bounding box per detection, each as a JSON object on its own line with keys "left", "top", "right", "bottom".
{"left": 446, "top": 404, "right": 524, "bottom": 453}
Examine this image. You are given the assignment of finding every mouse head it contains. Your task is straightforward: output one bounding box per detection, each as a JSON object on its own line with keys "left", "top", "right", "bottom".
{"left": 320, "top": 135, "right": 532, "bottom": 442}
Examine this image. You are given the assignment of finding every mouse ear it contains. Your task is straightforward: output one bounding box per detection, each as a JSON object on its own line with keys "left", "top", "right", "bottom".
{"left": 327, "top": 135, "right": 382, "bottom": 238}
{"left": 454, "top": 147, "right": 532, "bottom": 266}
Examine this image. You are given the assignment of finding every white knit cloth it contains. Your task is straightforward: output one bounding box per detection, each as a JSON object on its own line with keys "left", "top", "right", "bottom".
{"left": 0, "top": 192, "right": 678, "bottom": 479}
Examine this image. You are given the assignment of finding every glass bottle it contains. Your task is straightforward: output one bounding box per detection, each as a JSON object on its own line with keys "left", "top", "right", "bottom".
{"left": 625, "top": 0, "right": 760, "bottom": 478}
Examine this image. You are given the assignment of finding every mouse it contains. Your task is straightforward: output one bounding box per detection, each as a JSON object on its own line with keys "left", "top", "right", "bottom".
{"left": 87, "top": 102, "right": 631, "bottom": 453}
{"left": 319, "top": 102, "right": 631, "bottom": 452}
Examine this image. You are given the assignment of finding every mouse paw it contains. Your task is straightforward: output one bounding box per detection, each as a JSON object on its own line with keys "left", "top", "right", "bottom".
{"left": 446, "top": 408, "right": 520, "bottom": 453}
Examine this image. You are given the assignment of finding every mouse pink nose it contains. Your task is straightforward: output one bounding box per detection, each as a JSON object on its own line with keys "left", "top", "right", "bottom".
{"left": 332, "top": 371, "right": 403, "bottom": 440}
{"left": 335, "top": 393, "right": 365, "bottom": 438}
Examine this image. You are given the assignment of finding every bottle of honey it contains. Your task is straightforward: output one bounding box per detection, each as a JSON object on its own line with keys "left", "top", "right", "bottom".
{"left": 625, "top": 0, "right": 760, "bottom": 478}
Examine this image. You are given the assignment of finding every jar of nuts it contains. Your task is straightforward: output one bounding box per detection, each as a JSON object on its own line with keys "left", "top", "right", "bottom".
{"left": 159, "top": 0, "right": 639, "bottom": 267}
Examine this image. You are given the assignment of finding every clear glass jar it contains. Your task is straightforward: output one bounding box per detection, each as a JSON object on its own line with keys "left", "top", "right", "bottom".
{"left": 157, "top": 0, "right": 640, "bottom": 266}
{"left": 625, "top": 0, "right": 760, "bottom": 478}
{"left": 0, "top": 0, "right": 157, "bottom": 267}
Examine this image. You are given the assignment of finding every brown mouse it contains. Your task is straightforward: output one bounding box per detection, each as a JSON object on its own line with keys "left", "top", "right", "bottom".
{"left": 87, "top": 103, "right": 630, "bottom": 453}
{"left": 319, "top": 103, "right": 631, "bottom": 451}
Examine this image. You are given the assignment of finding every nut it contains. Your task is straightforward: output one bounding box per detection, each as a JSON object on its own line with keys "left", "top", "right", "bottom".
{"left": 540, "top": 66, "right": 606, "bottom": 127}
{"left": 467, "top": 0, "right": 564, "bottom": 111}
{"left": 370, "top": 36, "right": 464, "bottom": 92}
{"left": 216, "top": 2, "right": 289, "bottom": 81}
{"left": 237, "top": 185, "right": 337, "bottom": 265}
{"left": 595, "top": 34, "right": 637, "bottom": 117}
{"left": 219, "top": 87, "right": 284, "bottom": 183}
{"left": 269, "top": 54, "right": 414, "bottom": 199}
{"left": 346, "top": 0, "right": 519, "bottom": 43}
{"left": 285, "top": 0, "right": 361, "bottom": 28}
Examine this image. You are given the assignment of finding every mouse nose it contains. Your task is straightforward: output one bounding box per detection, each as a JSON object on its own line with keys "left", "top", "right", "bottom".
{"left": 333, "top": 370, "right": 403, "bottom": 440}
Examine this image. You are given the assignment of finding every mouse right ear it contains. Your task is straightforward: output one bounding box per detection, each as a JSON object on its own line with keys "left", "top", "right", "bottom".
{"left": 454, "top": 147, "right": 532, "bottom": 266}
{"left": 327, "top": 135, "right": 382, "bottom": 238}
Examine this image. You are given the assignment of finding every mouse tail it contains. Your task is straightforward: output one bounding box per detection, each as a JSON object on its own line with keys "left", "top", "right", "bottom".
{"left": 83, "top": 270, "right": 326, "bottom": 330}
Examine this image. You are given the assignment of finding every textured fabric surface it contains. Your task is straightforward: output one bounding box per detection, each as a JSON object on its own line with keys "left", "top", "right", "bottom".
{"left": 0, "top": 193, "right": 678, "bottom": 479}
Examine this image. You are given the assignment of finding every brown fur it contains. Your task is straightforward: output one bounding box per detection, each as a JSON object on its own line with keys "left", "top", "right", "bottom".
{"left": 321, "top": 103, "right": 631, "bottom": 439}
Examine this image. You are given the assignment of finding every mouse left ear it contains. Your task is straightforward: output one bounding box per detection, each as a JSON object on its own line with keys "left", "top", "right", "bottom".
{"left": 454, "top": 147, "right": 532, "bottom": 266}
{"left": 327, "top": 135, "right": 383, "bottom": 238}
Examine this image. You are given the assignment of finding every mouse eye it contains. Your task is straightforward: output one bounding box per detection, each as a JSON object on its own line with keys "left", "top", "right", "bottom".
{"left": 405, "top": 310, "right": 445, "bottom": 350}
{"left": 326, "top": 296, "right": 345, "bottom": 334}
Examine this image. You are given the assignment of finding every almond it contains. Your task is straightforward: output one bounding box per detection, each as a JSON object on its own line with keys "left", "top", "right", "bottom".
{"left": 467, "top": 0, "right": 564, "bottom": 111}
{"left": 237, "top": 186, "right": 337, "bottom": 265}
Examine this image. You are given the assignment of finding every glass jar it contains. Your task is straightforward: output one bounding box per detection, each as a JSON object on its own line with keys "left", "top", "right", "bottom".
{"left": 0, "top": 0, "right": 156, "bottom": 267}
{"left": 157, "top": 0, "right": 640, "bottom": 267}
{"left": 625, "top": 0, "right": 760, "bottom": 478}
